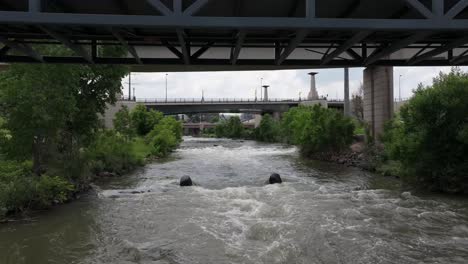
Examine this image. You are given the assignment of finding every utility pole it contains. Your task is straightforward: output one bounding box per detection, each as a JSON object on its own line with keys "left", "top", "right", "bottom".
{"left": 128, "top": 72, "right": 131, "bottom": 100}
{"left": 260, "top": 77, "right": 263, "bottom": 101}
{"left": 165, "top": 73, "right": 168, "bottom": 102}
{"left": 399, "top": 74, "right": 402, "bottom": 101}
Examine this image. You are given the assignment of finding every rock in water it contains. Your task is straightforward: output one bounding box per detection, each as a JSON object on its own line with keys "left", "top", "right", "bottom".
{"left": 269, "top": 173, "right": 282, "bottom": 184}
{"left": 180, "top": 176, "right": 193, "bottom": 186}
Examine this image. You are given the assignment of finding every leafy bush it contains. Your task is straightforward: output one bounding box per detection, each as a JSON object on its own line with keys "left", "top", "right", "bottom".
{"left": 113, "top": 105, "right": 134, "bottom": 139}
{"left": 215, "top": 116, "right": 245, "bottom": 139}
{"left": 86, "top": 130, "right": 143, "bottom": 175}
{"left": 145, "top": 116, "right": 182, "bottom": 157}
{"left": 146, "top": 116, "right": 182, "bottom": 143}
{"left": 281, "top": 105, "right": 355, "bottom": 156}
{"left": 130, "top": 105, "right": 163, "bottom": 136}
{"left": 254, "top": 114, "right": 280, "bottom": 142}
{"left": 0, "top": 161, "right": 74, "bottom": 216}
{"left": 150, "top": 128, "right": 178, "bottom": 157}
{"left": 382, "top": 68, "right": 468, "bottom": 193}
{"left": 35, "top": 175, "right": 75, "bottom": 208}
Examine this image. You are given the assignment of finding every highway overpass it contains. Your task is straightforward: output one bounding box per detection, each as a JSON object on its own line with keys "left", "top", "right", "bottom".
{"left": 140, "top": 98, "right": 344, "bottom": 115}
{"left": 2, "top": 0, "right": 468, "bottom": 137}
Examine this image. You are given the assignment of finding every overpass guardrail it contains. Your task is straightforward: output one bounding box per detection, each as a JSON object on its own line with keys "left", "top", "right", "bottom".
{"left": 122, "top": 98, "right": 344, "bottom": 104}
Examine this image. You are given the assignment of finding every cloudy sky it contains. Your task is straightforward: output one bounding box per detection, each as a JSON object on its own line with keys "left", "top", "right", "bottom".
{"left": 122, "top": 66, "right": 463, "bottom": 101}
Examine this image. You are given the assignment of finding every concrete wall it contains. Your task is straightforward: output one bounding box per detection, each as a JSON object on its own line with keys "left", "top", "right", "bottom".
{"left": 102, "top": 101, "right": 137, "bottom": 129}
{"left": 363, "top": 67, "right": 394, "bottom": 138}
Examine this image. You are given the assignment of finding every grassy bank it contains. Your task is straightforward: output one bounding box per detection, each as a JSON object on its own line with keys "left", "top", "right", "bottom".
{"left": 0, "top": 108, "right": 182, "bottom": 219}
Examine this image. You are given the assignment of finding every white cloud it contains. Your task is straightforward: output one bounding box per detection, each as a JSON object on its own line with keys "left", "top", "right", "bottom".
{"left": 123, "top": 66, "right": 466, "bottom": 101}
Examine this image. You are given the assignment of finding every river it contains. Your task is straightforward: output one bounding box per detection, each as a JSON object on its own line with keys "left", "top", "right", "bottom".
{"left": 1, "top": 137, "right": 468, "bottom": 264}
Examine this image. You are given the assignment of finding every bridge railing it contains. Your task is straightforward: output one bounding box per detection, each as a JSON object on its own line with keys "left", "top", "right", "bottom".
{"left": 134, "top": 98, "right": 344, "bottom": 104}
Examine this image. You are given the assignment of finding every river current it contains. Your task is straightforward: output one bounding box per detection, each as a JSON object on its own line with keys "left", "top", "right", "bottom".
{"left": 1, "top": 137, "right": 468, "bottom": 264}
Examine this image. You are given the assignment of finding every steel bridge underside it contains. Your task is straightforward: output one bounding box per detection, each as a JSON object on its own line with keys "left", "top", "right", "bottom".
{"left": 2, "top": 0, "right": 468, "bottom": 71}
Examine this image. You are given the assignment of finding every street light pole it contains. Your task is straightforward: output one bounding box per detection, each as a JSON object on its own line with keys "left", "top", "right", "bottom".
{"left": 128, "top": 72, "right": 131, "bottom": 100}
{"left": 165, "top": 73, "right": 169, "bottom": 102}
{"left": 399, "top": 74, "right": 402, "bottom": 101}
{"left": 260, "top": 77, "right": 263, "bottom": 101}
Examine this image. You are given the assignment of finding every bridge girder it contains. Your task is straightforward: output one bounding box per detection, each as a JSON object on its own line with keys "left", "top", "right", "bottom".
{"left": 1, "top": 0, "right": 468, "bottom": 69}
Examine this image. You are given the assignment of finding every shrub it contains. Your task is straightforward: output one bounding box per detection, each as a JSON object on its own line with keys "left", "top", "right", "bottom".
{"left": 0, "top": 161, "right": 36, "bottom": 215}
{"left": 150, "top": 128, "right": 178, "bottom": 157}
{"left": 254, "top": 114, "right": 280, "bottom": 142}
{"left": 0, "top": 161, "right": 74, "bottom": 216}
{"left": 146, "top": 116, "right": 182, "bottom": 143}
{"left": 281, "top": 105, "right": 355, "bottom": 156}
{"left": 215, "top": 116, "right": 245, "bottom": 139}
{"left": 34, "top": 175, "right": 74, "bottom": 208}
{"left": 130, "top": 105, "right": 163, "bottom": 136}
{"left": 86, "top": 130, "right": 142, "bottom": 175}
{"left": 113, "top": 105, "right": 134, "bottom": 139}
{"left": 382, "top": 68, "right": 468, "bottom": 193}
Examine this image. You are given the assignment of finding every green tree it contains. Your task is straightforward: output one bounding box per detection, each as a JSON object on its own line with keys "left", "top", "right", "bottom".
{"left": 281, "top": 105, "right": 354, "bottom": 156}
{"left": 146, "top": 116, "right": 183, "bottom": 143}
{"left": 255, "top": 114, "right": 279, "bottom": 142}
{"left": 113, "top": 105, "right": 134, "bottom": 140}
{"left": 226, "top": 116, "right": 244, "bottom": 138}
{"left": 0, "top": 46, "right": 128, "bottom": 176}
{"left": 150, "top": 128, "right": 178, "bottom": 157}
{"left": 130, "top": 105, "right": 163, "bottom": 136}
{"left": 382, "top": 68, "right": 468, "bottom": 193}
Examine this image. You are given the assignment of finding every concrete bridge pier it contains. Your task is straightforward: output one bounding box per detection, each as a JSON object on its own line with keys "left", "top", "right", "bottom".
{"left": 363, "top": 67, "right": 394, "bottom": 139}
{"left": 272, "top": 112, "right": 281, "bottom": 121}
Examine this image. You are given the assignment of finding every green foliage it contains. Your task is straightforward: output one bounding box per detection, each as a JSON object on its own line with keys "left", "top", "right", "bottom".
{"left": 86, "top": 130, "right": 143, "bottom": 175}
{"left": 113, "top": 105, "right": 134, "bottom": 139}
{"left": 382, "top": 68, "right": 468, "bottom": 193}
{"left": 35, "top": 175, "right": 75, "bottom": 208}
{"left": 130, "top": 105, "right": 163, "bottom": 136}
{"left": 155, "top": 116, "right": 183, "bottom": 142}
{"left": 150, "top": 128, "right": 178, "bottom": 157}
{"left": 254, "top": 114, "right": 280, "bottom": 142}
{"left": 0, "top": 45, "right": 128, "bottom": 176}
{"left": 0, "top": 161, "right": 74, "bottom": 216}
{"left": 131, "top": 137, "right": 154, "bottom": 161}
{"left": 281, "top": 105, "right": 355, "bottom": 156}
{"left": 210, "top": 115, "right": 220, "bottom": 123}
{"left": 215, "top": 116, "right": 245, "bottom": 139}
{"left": 145, "top": 116, "right": 182, "bottom": 157}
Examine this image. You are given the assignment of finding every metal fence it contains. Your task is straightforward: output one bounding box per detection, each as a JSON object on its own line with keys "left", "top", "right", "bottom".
{"left": 119, "top": 98, "right": 344, "bottom": 104}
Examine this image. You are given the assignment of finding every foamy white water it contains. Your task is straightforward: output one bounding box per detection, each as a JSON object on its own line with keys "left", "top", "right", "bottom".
{"left": 2, "top": 137, "right": 468, "bottom": 264}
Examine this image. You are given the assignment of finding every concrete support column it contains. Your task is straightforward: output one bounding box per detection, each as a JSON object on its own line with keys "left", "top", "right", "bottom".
{"left": 262, "top": 85, "right": 269, "bottom": 101}
{"left": 344, "top": 68, "right": 350, "bottom": 116}
{"left": 363, "top": 66, "right": 394, "bottom": 139}
{"left": 272, "top": 112, "right": 281, "bottom": 121}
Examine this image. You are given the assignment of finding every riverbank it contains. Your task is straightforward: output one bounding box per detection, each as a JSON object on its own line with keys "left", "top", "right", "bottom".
{"left": 0, "top": 134, "right": 179, "bottom": 222}
{"left": 3, "top": 137, "right": 468, "bottom": 264}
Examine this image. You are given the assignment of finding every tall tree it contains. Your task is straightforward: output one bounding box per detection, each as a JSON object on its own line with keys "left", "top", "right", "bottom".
{"left": 0, "top": 46, "right": 128, "bottom": 176}
{"left": 351, "top": 82, "right": 364, "bottom": 121}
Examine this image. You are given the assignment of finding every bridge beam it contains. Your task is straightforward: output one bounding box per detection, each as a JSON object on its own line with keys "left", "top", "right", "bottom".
{"left": 275, "top": 30, "right": 308, "bottom": 65}
{"left": 0, "top": 37, "right": 43, "bottom": 62}
{"left": 408, "top": 36, "right": 468, "bottom": 65}
{"left": 365, "top": 32, "right": 431, "bottom": 65}
{"left": 40, "top": 26, "right": 94, "bottom": 64}
{"left": 111, "top": 30, "right": 142, "bottom": 64}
